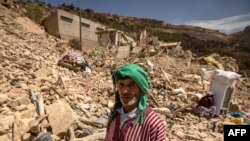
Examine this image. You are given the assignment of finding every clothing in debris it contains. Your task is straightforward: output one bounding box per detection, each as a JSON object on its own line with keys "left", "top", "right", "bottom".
{"left": 105, "top": 107, "right": 166, "bottom": 141}
{"left": 61, "top": 50, "right": 85, "bottom": 64}
{"left": 61, "top": 50, "right": 91, "bottom": 72}
{"left": 224, "top": 104, "right": 245, "bottom": 125}
{"left": 194, "top": 105, "right": 216, "bottom": 117}
{"left": 197, "top": 94, "right": 215, "bottom": 108}
{"left": 194, "top": 94, "right": 216, "bottom": 117}
{"left": 240, "top": 105, "right": 250, "bottom": 119}
{"left": 223, "top": 116, "right": 245, "bottom": 125}
{"left": 227, "top": 112, "right": 243, "bottom": 118}
{"left": 68, "top": 51, "right": 85, "bottom": 64}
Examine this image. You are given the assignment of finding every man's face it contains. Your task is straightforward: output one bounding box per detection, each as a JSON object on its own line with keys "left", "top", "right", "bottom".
{"left": 117, "top": 78, "right": 141, "bottom": 108}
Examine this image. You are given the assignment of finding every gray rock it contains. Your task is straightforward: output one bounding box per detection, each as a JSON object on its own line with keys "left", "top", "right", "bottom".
{"left": 7, "top": 100, "right": 20, "bottom": 108}
{"left": 33, "top": 132, "right": 52, "bottom": 141}
{"left": 46, "top": 102, "right": 76, "bottom": 137}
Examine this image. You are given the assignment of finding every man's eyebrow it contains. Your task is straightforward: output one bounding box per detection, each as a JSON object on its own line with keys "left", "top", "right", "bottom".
{"left": 118, "top": 81, "right": 135, "bottom": 84}
{"left": 126, "top": 79, "right": 134, "bottom": 83}
{"left": 128, "top": 81, "right": 135, "bottom": 84}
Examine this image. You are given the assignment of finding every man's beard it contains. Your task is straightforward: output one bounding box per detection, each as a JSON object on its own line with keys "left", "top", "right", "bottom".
{"left": 121, "top": 96, "right": 139, "bottom": 107}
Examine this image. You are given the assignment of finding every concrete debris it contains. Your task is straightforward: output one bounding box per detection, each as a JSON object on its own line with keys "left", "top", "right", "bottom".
{"left": 46, "top": 102, "right": 76, "bottom": 137}
{"left": 185, "top": 133, "right": 200, "bottom": 140}
{"left": 0, "top": 4, "right": 249, "bottom": 141}
{"left": 116, "top": 45, "right": 131, "bottom": 58}
{"left": 199, "top": 53, "right": 239, "bottom": 72}
{"left": 33, "top": 132, "right": 52, "bottom": 141}
{"left": 172, "top": 88, "right": 186, "bottom": 95}
{"left": 131, "top": 47, "right": 142, "bottom": 54}
{"left": 33, "top": 68, "right": 49, "bottom": 79}
{"left": 0, "top": 134, "right": 12, "bottom": 141}
{"left": 0, "top": 124, "right": 6, "bottom": 136}
{"left": 146, "top": 59, "right": 154, "bottom": 69}
{"left": 202, "top": 56, "right": 225, "bottom": 70}
{"left": 97, "top": 29, "right": 135, "bottom": 47}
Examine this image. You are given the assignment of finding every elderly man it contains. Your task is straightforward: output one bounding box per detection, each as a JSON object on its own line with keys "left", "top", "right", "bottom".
{"left": 105, "top": 64, "right": 166, "bottom": 141}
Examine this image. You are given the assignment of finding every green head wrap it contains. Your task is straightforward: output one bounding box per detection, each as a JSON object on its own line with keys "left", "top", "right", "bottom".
{"left": 111, "top": 63, "right": 149, "bottom": 126}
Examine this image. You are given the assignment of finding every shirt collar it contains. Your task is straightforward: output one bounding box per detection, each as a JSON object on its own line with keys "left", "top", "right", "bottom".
{"left": 117, "top": 107, "right": 137, "bottom": 118}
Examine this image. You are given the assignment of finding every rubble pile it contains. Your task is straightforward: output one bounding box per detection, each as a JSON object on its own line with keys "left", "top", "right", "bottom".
{"left": 0, "top": 4, "right": 249, "bottom": 141}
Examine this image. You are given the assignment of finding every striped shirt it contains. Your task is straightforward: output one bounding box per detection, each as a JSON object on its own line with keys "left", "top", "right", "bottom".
{"left": 105, "top": 107, "right": 166, "bottom": 141}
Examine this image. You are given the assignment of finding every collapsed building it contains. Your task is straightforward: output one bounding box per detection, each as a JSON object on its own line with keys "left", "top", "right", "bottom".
{"left": 0, "top": 4, "right": 249, "bottom": 141}
{"left": 42, "top": 9, "right": 106, "bottom": 50}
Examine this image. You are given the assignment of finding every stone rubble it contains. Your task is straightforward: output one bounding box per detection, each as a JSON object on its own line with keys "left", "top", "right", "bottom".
{"left": 0, "top": 4, "right": 249, "bottom": 141}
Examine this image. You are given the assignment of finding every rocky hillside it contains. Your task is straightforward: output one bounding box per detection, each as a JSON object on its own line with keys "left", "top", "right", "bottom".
{"left": 10, "top": 2, "right": 250, "bottom": 71}
{"left": 72, "top": 7, "right": 249, "bottom": 71}
{"left": 229, "top": 26, "right": 250, "bottom": 52}
{"left": 77, "top": 10, "right": 228, "bottom": 42}
{"left": 1, "top": 3, "right": 250, "bottom": 141}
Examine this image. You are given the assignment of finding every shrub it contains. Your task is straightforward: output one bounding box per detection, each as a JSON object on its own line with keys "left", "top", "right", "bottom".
{"left": 68, "top": 38, "right": 81, "bottom": 50}
{"left": 25, "top": 4, "right": 43, "bottom": 23}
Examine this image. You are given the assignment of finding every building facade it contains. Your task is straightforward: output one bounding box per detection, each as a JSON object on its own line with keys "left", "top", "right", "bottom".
{"left": 42, "top": 9, "right": 105, "bottom": 50}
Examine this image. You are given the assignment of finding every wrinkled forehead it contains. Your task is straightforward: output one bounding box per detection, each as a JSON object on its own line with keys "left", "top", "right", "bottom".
{"left": 117, "top": 78, "right": 135, "bottom": 84}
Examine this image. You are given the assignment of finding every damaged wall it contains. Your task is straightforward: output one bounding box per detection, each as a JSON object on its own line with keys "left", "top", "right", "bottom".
{"left": 42, "top": 9, "right": 105, "bottom": 47}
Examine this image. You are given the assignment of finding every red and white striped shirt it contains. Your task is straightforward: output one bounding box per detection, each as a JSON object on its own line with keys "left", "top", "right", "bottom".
{"left": 105, "top": 107, "right": 166, "bottom": 141}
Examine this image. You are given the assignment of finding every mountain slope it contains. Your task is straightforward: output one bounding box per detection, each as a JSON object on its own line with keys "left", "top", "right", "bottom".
{"left": 17, "top": 3, "right": 250, "bottom": 71}
{"left": 76, "top": 8, "right": 250, "bottom": 71}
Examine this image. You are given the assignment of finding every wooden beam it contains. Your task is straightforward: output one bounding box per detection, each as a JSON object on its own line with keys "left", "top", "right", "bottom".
{"left": 50, "top": 87, "right": 71, "bottom": 103}
{"left": 12, "top": 117, "right": 21, "bottom": 141}
{"left": 37, "top": 93, "right": 48, "bottom": 133}
{"left": 244, "top": 72, "right": 250, "bottom": 84}
{"left": 69, "top": 127, "right": 75, "bottom": 141}
{"left": 160, "top": 68, "right": 172, "bottom": 84}
{"left": 159, "top": 42, "right": 180, "bottom": 48}
{"left": 78, "top": 118, "right": 105, "bottom": 128}
{"left": 172, "top": 103, "right": 195, "bottom": 114}
{"left": 58, "top": 61, "right": 81, "bottom": 71}
{"left": 21, "top": 114, "right": 49, "bottom": 136}
{"left": 149, "top": 93, "right": 160, "bottom": 108}
{"left": 186, "top": 50, "right": 192, "bottom": 68}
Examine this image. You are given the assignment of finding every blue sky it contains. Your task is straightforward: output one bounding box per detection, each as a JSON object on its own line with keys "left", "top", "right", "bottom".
{"left": 43, "top": 0, "right": 250, "bottom": 34}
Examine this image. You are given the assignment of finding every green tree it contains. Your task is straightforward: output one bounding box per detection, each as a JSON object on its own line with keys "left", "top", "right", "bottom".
{"left": 25, "top": 4, "right": 43, "bottom": 23}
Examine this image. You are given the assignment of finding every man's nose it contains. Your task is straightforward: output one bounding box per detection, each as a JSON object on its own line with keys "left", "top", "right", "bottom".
{"left": 121, "top": 87, "right": 130, "bottom": 93}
